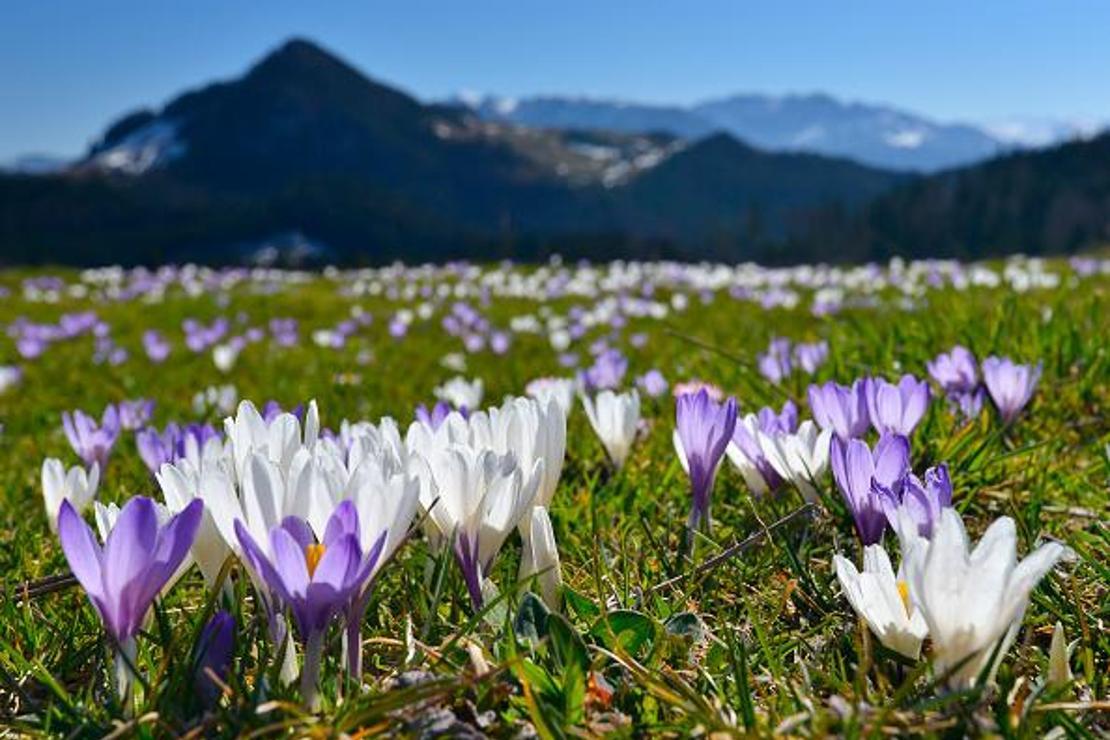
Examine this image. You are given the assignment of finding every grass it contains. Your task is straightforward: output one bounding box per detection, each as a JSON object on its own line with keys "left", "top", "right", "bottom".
{"left": 0, "top": 259, "right": 1106, "bottom": 737}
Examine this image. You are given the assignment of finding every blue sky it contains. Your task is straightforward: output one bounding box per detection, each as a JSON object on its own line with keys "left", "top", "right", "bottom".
{"left": 2, "top": 0, "right": 1106, "bottom": 160}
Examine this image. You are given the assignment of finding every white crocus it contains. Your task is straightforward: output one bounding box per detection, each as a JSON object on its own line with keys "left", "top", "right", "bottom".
{"left": 525, "top": 377, "right": 577, "bottom": 417}
{"left": 212, "top": 343, "right": 239, "bottom": 373}
{"left": 420, "top": 444, "right": 540, "bottom": 605}
{"left": 223, "top": 399, "right": 319, "bottom": 481}
{"left": 156, "top": 462, "right": 236, "bottom": 588}
{"left": 759, "top": 421, "right": 832, "bottom": 502}
{"left": 434, "top": 376, "right": 484, "bottom": 410}
{"left": 834, "top": 544, "right": 928, "bottom": 659}
{"left": 41, "top": 458, "right": 99, "bottom": 531}
{"left": 485, "top": 396, "right": 566, "bottom": 510}
{"left": 905, "top": 509, "right": 1069, "bottom": 689}
{"left": 582, "top": 389, "right": 641, "bottom": 469}
{"left": 520, "top": 505, "right": 562, "bottom": 611}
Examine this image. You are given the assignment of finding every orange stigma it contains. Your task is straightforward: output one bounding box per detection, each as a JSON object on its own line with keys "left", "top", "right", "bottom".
{"left": 305, "top": 544, "right": 326, "bottom": 577}
{"left": 896, "top": 580, "right": 911, "bottom": 615}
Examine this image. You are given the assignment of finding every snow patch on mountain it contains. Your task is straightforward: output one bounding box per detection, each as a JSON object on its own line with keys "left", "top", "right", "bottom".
{"left": 89, "top": 120, "right": 185, "bottom": 175}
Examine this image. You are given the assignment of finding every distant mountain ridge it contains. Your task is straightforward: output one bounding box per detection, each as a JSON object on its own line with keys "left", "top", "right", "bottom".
{"left": 1, "top": 37, "right": 1107, "bottom": 267}
{"left": 0, "top": 38, "right": 906, "bottom": 266}
{"left": 459, "top": 92, "right": 1100, "bottom": 173}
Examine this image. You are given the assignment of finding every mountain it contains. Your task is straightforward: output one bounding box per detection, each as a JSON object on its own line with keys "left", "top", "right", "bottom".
{"left": 460, "top": 94, "right": 716, "bottom": 139}
{"left": 0, "top": 153, "right": 72, "bottom": 175}
{"left": 613, "top": 134, "right": 901, "bottom": 256}
{"left": 856, "top": 131, "right": 1110, "bottom": 259}
{"left": 692, "top": 94, "right": 1002, "bottom": 172}
{"left": 463, "top": 93, "right": 1012, "bottom": 172}
{"left": 0, "top": 38, "right": 910, "bottom": 266}
{"left": 979, "top": 116, "right": 1102, "bottom": 148}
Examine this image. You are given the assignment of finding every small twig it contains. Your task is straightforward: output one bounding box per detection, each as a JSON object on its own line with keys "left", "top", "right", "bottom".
{"left": 8, "top": 573, "right": 78, "bottom": 603}
{"left": 651, "top": 503, "right": 817, "bottom": 593}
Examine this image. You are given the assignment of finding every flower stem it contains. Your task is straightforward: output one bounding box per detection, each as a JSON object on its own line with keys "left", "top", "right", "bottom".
{"left": 300, "top": 631, "right": 325, "bottom": 712}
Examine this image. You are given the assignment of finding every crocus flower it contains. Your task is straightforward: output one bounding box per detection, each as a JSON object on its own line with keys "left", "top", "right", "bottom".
{"left": 41, "top": 458, "right": 99, "bottom": 532}
{"left": 136, "top": 424, "right": 181, "bottom": 474}
{"left": 865, "top": 374, "right": 930, "bottom": 437}
{"left": 727, "top": 416, "right": 783, "bottom": 496}
{"left": 982, "top": 356, "right": 1042, "bottom": 424}
{"left": 57, "top": 496, "right": 202, "bottom": 699}
{"left": 757, "top": 338, "right": 793, "bottom": 384}
{"left": 419, "top": 445, "right": 539, "bottom": 609}
{"left": 759, "top": 420, "right": 833, "bottom": 503}
{"left": 830, "top": 434, "right": 910, "bottom": 544}
{"left": 520, "top": 506, "right": 563, "bottom": 611}
{"left": 808, "top": 380, "right": 870, "bottom": 440}
{"left": 672, "top": 380, "right": 724, "bottom": 401}
{"left": 194, "top": 610, "right": 235, "bottom": 707}
{"left": 525, "top": 377, "right": 577, "bottom": 415}
{"left": 927, "top": 345, "right": 978, "bottom": 395}
{"left": 415, "top": 401, "right": 457, "bottom": 430}
{"left": 117, "top": 399, "right": 155, "bottom": 431}
{"left": 834, "top": 544, "right": 928, "bottom": 659}
{"left": 874, "top": 463, "right": 952, "bottom": 539}
{"left": 142, "top": 330, "right": 171, "bottom": 363}
{"left": 0, "top": 366, "right": 21, "bottom": 393}
{"left": 578, "top": 349, "right": 628, "bottom": 392}
{"left": 793, "top": 341, "right": 829, "bottom": 375}
{"left": 635, "top": 369, "right": 668, "bottom": 399}
{"left": 673, "top": 390, "right": 738, "bottom": 531}
{"left": 62, "top": 406, "right": 121, "bottom": 468}
{"left": 434, "top": 376, "right": 484, "bottom": 410}
{"left": 235, "top": 501, "right": 378, "bottom": 710}
{"left": 904, "top": 509, "right": 1069, "bottom": 689}
{"left": 581, "top": 390, "right": 641, "bottom": 469}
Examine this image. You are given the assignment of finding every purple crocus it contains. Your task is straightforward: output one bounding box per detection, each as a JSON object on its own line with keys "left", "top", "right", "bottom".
{"left": 830, "top": 434, "right": 910, "bottom": 544}
{"left": 636, "top": 369, "right": 668, "bottom": 398}
{"left": 728, "top": 401, "right": 798, "bottom": 494}
{"left": 874, "top": 463, "right": 952, "bottom": 539}
{"left": 808, "top": 379, "right": 870, "bottom": 440}
{"left": 62, "top": 406, "right": 122, "bottom": 468}
{"left": 194, "top": 610, "right": 235, "bottom": 707}
{"left": 57, "top": 497, "right": 202, "bottom": 698}
{"left": 927, "top": 345, "right": 978, "bottom": 395}
{"left": 117, "top": 399, "right": 155, "bottom": 431}
{"left": 235, "top": 501, "right": 379, "bottom": 709}
{"left": 757, "top": 399, "right": 799, "bottom": 435}
{"left": 675, "top": 390, "right": 738, "bottom": 532}
{"left": 865, "top": 375, "right": 930, "bottom": 436}
{"left": 793, "top": 341, "right": 829, "bottom": 375}
{"left": 757, "top": 338, "right": 794, "bottom": 384}
{"left": 927, "top": 345, "right": 984, "bottom": 419}
{"left": 415, "top": 401, "right": 460, "bottom": 430}
{"left": 578, "top": 349, "right": 628, "bottom": 392}
{"left": 142, "top": 330, "right": 171, "bottom": 363}
{"left": 136, "top": 424, "right": 181, "bottom": 473}
{"left": 982, "top": 356, "right": 1043, "bottom": 424}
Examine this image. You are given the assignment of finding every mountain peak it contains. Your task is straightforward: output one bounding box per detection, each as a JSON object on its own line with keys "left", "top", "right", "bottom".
{"left": 245, "top": 37, "right": 363, "bottom": 87}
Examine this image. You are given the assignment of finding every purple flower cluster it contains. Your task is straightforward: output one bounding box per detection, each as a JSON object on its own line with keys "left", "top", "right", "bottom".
{"left": 579, "top": 348, "right": 628, "bottom": 392}
{"left": 8, "top": 311, "right": 100, "bottom": 359}
{"left": 757, "top": 337, "right": 829, "bottom": 383}
{"left": 136, "top": 422, "right": 220, "bottom": 473}
{"left": 183, "top": 317, "right": 229, "bottom": 352}
{"left": 928, "top": 346, "right": 1041, "bottom": 423}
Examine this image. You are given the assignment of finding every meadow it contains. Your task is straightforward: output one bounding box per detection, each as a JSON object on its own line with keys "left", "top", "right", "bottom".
{"left": 0, "top": 257, "right": 1105, "bottom": 737}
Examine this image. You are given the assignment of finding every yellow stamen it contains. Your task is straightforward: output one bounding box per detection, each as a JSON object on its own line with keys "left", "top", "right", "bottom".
{"left": 305, "top": 544, "right": 326, "bottom": 577}
{"left": 896, "top": 580, "right": 911, "bottom": 616}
